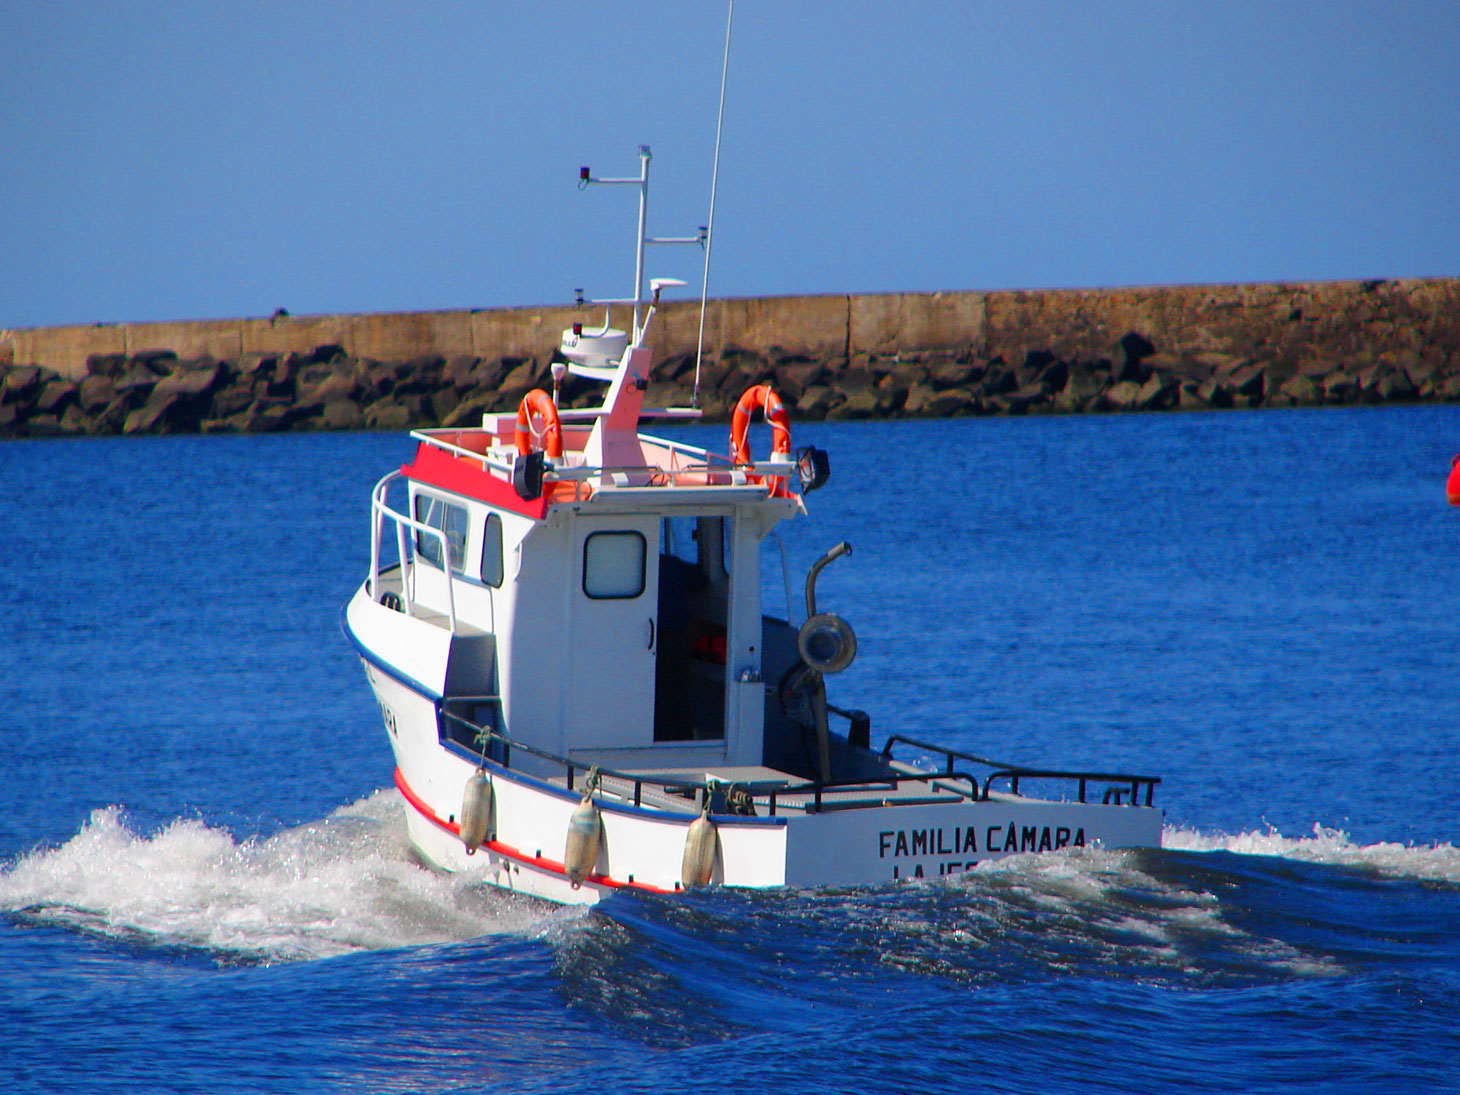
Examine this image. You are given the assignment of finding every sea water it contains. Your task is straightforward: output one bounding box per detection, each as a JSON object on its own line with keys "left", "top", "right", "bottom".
{"left": 2, "top": 407, "right": 1458, "bottom": 1093}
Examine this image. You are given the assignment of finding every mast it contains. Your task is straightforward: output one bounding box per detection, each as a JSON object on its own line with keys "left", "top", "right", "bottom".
{"left": 632, "top": 146, "right": 650, "bottom": 339}
{"left": 579, "top": 147, "right": 706, "bottom": 347}
{"left": 695, "top": 0, "right": 735, "bottom": 405}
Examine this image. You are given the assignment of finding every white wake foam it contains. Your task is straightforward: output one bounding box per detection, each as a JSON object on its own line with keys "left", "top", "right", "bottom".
{"left": 884, "top": 845, "right": 1339, "bottom": 980}
{"left": 1163, "top": 822, "right": 1460, "bottom": 884}
{"left": 0, "top": 790, "right": 565, "bottom": 962}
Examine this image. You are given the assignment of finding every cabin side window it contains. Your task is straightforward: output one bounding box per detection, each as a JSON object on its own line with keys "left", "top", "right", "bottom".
{"left": 583, "top": 531, "right": 646, "bottom": 599}
{"left": 480, "top": 513, "right": 504, "bottom": 588}
{"left": 414, "top": 493, "right": 468, "bottom": 575}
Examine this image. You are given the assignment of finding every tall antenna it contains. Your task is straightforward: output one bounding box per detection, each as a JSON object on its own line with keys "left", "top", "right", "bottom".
{"left": 693, "top": 0, "right": 734, "bottom": 407}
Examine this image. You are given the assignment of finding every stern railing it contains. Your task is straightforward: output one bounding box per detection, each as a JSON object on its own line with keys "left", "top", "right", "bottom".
{"left": 880, "top": 734, "right": 1160, "bottom": 807}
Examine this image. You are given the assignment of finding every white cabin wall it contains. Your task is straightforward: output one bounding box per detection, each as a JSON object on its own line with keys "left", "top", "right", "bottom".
{"left": 398, "top": 482, "right": 571, "bottom": 762}
{"left": 400, "top": 479, "right": 804, "bottom": 776}
{"left": 496, "top": 509, "right": 575, "bottom": 759}
{"left": 453, "top": 503, "right": 533, "bottom": 697}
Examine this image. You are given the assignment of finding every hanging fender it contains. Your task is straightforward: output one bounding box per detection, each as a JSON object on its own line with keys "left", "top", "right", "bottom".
{"left": 563, "top": 790, "right": 603, "bottom": 889}
{"left": 681, "top": 807, "right": 720, "bottom": 890}
{"left": 459, "top": 769, "right": 494, "bottom": 854}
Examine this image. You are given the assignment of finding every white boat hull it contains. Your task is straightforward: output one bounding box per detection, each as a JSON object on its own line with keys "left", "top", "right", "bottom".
{"left": 348, "top": 578, "right": 1163, "bottom": 906}
{"left": 390, "top": 750, "right": 1165, "bottom": 906}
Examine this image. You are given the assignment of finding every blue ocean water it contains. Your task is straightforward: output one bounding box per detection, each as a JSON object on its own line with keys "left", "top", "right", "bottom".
{"left": 2, "top": 406, "right": 1458, "bottom": 1094}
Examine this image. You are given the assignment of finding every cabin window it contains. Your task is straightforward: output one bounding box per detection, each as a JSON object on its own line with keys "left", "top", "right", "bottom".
{"left": 414, "top": 494, "right": 468, "bottom": 575}
{"left": 583, "top": 531, "right": 646, "bottom": 599}
{"left": 480, "top": 513, "right": 504, "bottom": 588}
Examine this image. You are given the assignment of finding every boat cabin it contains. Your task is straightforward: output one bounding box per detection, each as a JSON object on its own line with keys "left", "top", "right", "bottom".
{"left": 363, "top": 313, "right": 826, "bottom": 783}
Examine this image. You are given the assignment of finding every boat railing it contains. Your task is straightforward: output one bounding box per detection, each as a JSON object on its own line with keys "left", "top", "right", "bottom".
{"left": 639, "top": 432, "right": 800, "bottom": 485}
{"left": 881, "top": 734, "right": 1161, "bottom": 807}
{"left": 409, "top": 430, "right": 516, "bottom": 476}
{"left": 369, "top": 470, "right": 458, "bottom": 633}
{"left": 439, "top": 708, "right": 984, "bottom": 816}
{"left": 407, "top": 427, "right": 797, "bottom": 490}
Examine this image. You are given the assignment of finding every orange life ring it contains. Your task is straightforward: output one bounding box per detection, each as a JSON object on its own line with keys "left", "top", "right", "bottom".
{"left": 515, "top": 389, "right": 563, "bottom": 460}
{"left": 730, "top": 384, "right": 791, "bottom": 466}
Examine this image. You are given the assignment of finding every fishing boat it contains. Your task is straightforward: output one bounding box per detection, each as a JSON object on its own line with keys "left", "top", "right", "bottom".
{"left": 342, "top": 148, "right": 1163, "bottom": 905}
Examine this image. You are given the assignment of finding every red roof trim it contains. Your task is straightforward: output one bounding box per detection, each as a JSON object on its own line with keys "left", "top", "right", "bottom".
{"left": 393, "top": 767, "right": 676, "bottom": 896}
{"left": 402, "top": 442, "right": 548, "bottom": 520}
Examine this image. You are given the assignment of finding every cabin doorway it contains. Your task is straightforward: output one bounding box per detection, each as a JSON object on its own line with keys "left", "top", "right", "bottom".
{"left": 565, "top": 513, "right": 733, "bottom": 750}
{"left": 653, "top": 514, "right": 731, "bottom": 742}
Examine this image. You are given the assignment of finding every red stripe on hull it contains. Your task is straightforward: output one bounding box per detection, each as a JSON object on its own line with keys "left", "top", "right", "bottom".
{"left": 393, "top": 767, "right": 675, "bottom": 895}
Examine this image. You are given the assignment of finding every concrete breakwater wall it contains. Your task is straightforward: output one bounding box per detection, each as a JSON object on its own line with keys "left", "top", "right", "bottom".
{"left": 2, "top": 278, "right": 1457, "bottom": 438}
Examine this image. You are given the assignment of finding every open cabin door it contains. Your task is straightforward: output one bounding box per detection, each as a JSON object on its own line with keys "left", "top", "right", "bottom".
{"left": 654, "top": 513, "right": 733, "bottom": 743}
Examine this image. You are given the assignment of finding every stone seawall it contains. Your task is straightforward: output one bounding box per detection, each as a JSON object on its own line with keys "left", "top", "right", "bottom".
{"left": 2, "top": 278, "right": 1457, "bottom": 438}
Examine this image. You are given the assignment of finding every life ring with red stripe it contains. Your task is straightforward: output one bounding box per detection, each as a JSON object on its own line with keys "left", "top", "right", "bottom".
{"left": 730, "top": 384, "right": 791, "bottom": 466}
{"left": 515, "top": 389, "right": 563, "bottom": 460}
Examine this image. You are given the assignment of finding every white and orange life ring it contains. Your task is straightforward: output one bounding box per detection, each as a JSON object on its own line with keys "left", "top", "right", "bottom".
{"left": 729, "top": 384, "right": 793, "bottom": 497}
{"left": 515, "top": 389, "right": 563, "bottom": 460}
{"left": 730, "top": 383, "right": 791, "bottom": 465}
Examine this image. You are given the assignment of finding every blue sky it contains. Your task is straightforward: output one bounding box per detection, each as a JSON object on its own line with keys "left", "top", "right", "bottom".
{"left": 3, "top": 1, "right": 1457, "bottom": 329}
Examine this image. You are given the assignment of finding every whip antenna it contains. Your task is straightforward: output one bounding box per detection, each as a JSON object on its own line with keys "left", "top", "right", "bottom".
{"left": 693, "top": 0, "right": 733, "bottom": 407}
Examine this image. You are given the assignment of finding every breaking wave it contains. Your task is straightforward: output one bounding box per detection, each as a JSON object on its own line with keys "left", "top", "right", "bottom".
{"left": 1163, "top": 822, "right": 1460, "bottom": 884}
{"left": 0, "top": 790, "right": 566, "bottom": 963}
{"left": 5, "top": 792, "right": 1455, "bottom": 982}
{"left": 895, "top": 842, "right": 1340, "bottom": 983}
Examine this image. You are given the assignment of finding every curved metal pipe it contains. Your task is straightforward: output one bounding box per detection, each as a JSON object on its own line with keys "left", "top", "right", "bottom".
{"left": 804, "top": 541, "right": 852, "bottom": 619}
{"left": 801, "top": 540, "right": 851, "bottom": 784}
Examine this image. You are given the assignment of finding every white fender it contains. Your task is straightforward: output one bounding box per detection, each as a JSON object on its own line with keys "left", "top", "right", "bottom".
{"left": 564, "top": 795, "right": 602, "bottom": 888}
{"left": 460, "top": 770, "right": 494, "bottom": 854}
{"left": 681, "top": 811, "right": 719, "bottom": 889}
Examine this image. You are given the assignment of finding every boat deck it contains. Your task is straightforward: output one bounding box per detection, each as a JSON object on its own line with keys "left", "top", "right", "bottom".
{"left": 368, "top": 568, "right": 489, "bottom": 635}
{"left": 548, "top": 763, "right": 974, "bottom": 817}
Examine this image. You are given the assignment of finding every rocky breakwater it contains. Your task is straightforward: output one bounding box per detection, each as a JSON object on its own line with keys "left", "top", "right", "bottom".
{"left": 2, "top": 278, "right": 1457, "bottom": 438}
{"left": 666, "top": 277, "right": 1460, "bottom": 422}
{"left": 0, "top": 348, "right": 563, "bottom": 438}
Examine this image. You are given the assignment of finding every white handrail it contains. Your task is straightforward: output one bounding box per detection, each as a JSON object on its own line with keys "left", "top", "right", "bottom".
{"left": 368, "top": 471, "right": 458, "bottom": 633}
